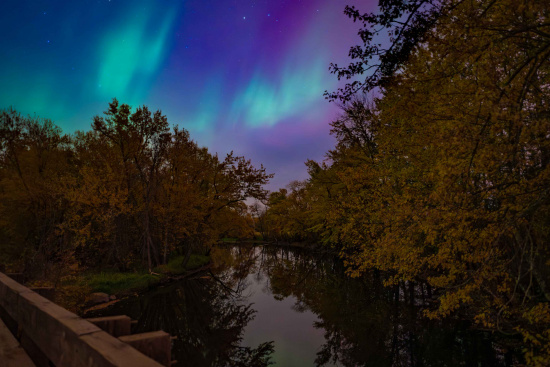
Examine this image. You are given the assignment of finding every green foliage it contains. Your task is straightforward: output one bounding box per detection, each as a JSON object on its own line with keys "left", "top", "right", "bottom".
{"left": 84, "top": 272, "right": 158, "bottom": 295}
{"left": 185, "top": 254, "right": 210, "bottom": 270}
{"left": 221, "top": 237, "right": 239, "bottom": 243}
{"left": 155, "top": 254, "right": 210, "bottom": 275}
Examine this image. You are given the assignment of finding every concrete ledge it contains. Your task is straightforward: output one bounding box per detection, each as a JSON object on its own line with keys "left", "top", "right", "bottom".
{"left": 86, "top": 315, "right": 132, "bottom": 337}
{"left": 29, "top": 287, "right": 55, "bottom": 301}
{"left": 119, "top": 331, "right": 171, "bottom": 367}
{"left": 0, "top": 272, "right": 163, "bottom": 367}
{"left": 6, "top": 273, "right": 24, "bottom": 284}
{"left": 0, "top": 317, "right": 36, "bottom": 367}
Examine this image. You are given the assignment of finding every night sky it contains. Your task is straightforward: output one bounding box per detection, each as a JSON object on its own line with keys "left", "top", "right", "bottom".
{"left": 1, "top": 0, "right": 373, "bottom": 191}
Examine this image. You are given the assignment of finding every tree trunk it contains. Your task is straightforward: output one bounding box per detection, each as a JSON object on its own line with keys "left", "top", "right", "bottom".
{"left": 144, "top": 210, "right": 152, "bottom": 273}
{"left": 163, "top": 225, "right": 168, "bottom": 265}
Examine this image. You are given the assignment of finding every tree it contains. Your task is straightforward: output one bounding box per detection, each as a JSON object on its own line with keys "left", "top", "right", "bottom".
{"left": 0, "top": 100, "right": 273, "bottom": 277}
{"left": 91, "top": 99, "right": 171, "bottom": 272}
{"left": 84, "top": 100, "right": 272, "bottom": 271}
{"left": 316, "top": 0, "right": 550, "bottom": 363}
{"left": 325, "top": 0, "right": 445, "bottom": 102}
{"left": 0, "top": 109, "right": 74, "bottom": 278}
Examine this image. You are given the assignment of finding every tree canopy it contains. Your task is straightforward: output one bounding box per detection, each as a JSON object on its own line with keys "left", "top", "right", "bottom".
{"left": 268, "top": 0, "right": 550, "bottom": 363}
{"left": 0, "top": 100, "right": 272, "bottom": 277}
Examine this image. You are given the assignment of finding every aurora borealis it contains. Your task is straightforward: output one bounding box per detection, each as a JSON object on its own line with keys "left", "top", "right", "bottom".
{"left": 0, "top": 0, "right": 372, "bottom": 190}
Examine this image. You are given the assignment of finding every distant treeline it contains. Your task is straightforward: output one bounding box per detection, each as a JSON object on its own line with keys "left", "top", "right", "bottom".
{"left": 0, "top": 99, "right": 272, "bottom": 276}
{"left": 260, "top": 0, "right": 550, "bottom": 364}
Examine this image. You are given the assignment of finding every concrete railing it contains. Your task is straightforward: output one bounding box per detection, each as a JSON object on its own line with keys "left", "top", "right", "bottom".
{"left": 0, "top": 272, "right": 164, "bottom": 367}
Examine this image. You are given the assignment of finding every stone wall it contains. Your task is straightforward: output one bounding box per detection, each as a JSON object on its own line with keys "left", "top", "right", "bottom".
{"left": 0, "top": 272, "right": 163, "bottom": 367}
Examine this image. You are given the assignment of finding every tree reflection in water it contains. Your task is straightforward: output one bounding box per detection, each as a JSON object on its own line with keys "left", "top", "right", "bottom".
{"left": 89, "top": 245, "right": 519, "bottom": 366}
{"left": 252, "top": 245, "right": 518, "bottom": 367}
{"left": 87, "top": 258, "right": 274, "bottom": 366}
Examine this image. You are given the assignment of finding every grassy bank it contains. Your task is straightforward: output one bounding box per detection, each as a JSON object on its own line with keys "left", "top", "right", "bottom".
{"left": 84, "top": 272, "right": 159, "bottom": 295}
{"left": 154, "top": 254, "right": 210, "bottom": 276}
{"left": 85, "top": 254, "right": 211, "bottom": 294}
{"left": 56, "top": 254, "right": 211, "bottom": 312}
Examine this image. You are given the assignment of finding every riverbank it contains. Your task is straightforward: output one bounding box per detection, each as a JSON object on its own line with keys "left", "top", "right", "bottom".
{"left": 77, "top": 243, "right": 324, "bottom": 312}
{"left": 57, "top": 242, "right": 328, "bottom": 314}
{"left": 52, "top": 254, "right": 211, "bottom": 314}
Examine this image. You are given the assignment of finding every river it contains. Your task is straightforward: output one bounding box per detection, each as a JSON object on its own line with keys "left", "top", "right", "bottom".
{"left": 88, "top": 244, "right": 519, "bottom": 366}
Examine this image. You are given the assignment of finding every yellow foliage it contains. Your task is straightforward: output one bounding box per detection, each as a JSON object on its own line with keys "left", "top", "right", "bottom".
{"left": 294, "top": 0, "right": 550, "bottom": 362}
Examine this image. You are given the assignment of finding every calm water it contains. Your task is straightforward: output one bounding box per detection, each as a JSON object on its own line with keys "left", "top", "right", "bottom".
{"left": 89, "top": 245, "right": 518, "bottom": 366}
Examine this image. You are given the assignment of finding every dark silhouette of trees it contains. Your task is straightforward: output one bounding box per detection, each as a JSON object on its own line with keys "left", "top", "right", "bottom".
{"left": 325, "top": 0, "right": 445, "bottom": 102}
{"left": 0, "top": 108, "right": 74, "bottom": 278}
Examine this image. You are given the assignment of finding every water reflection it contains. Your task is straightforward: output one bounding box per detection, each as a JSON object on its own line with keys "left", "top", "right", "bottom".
{"left": 88, "top": 263, "right": 274, "bottom": 366}
{"left": 252, "top": 246, "right": 517, "bottom": 366}
{"left": 89, "top": 245, "right": 518, "bottom": 366}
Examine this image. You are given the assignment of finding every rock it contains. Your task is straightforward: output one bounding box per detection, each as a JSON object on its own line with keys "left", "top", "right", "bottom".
{"left": 109, "top": 295, "right": 116, "bottom": 300}
{"left": 83, "top": 299, "right": 120, "bottom": 314}
{"left": 89, "top": 292, "right": 109, "bottom": 305}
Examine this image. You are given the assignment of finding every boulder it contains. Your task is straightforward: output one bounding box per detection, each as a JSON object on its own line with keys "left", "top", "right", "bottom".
{"left": 89, "top": 292, "right": 109, "bottom": 305}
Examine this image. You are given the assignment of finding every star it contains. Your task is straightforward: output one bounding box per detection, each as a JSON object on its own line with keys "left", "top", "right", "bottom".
{"left": 243, "top": 16, "right": 246, "bottom": 20}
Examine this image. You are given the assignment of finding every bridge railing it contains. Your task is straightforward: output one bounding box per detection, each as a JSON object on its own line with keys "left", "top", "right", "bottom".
{"left": 0, "top": 272, "right": 164, "bottom": 367}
